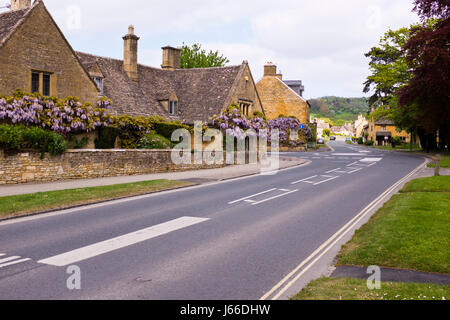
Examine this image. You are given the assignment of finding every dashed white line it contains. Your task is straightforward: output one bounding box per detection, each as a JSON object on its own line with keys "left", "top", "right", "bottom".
{"left": 0, "top": 258, "right": 31, "bottom": 269}
{"left": 251, "top": 189, "right": 299, "bottom": 206}
{"left": 291, "top": 175, "right": 318, "bottom": 185}
{"left": 229, "top": 188, "right": 277, "bottom": 204}
{"left": 313, "top": 176, "right": 339, "bottom": 185}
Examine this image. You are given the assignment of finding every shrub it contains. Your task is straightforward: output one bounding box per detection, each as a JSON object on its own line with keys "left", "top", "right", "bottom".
{"left": 95, "top": 127, "right": 119, "bottom": 149}
{"left": 364, "top": 140, "right": 374, "bottom": 146}
{"left": 0, "top": 124, "right": 24, "bottom": 150}
{"left": 357, "top": 137, "right": 364, "bottom": 145}
{"left": 0, "top": 124, "right": 66, "bottom": 155}
{"left": 138, "top": 132, "right": 173, "bottom": 149}
{"left": 154, "top": 121, "right": 190, "bottom": 140}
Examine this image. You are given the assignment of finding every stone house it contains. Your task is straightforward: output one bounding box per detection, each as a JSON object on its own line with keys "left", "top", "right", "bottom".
{"left": 353, "top": 114, "right": 368, "bottom": 138}
{"left": 0, "top": 0, "right": 264, "bottom": 124}
{"left": 365, "top": 118, "right": 411, "bottom": 146}
{"left": 330, "top": 124, "right": 355, "bottom": 137}
{"left": 256, "top": 63, "right": 310, "bottom": 124}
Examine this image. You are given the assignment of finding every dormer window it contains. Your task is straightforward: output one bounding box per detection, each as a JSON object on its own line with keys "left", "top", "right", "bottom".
{"left": 169, "top": 100, "right": 177, "bottom": 115}
{"left": 93, "top": 77, "right": 104, "bottom": 96}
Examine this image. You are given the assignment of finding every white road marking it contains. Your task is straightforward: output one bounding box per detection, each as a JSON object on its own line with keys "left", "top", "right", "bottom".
{"left": 251, "top": 189, "right": 299, "bottom": 206}
{"left": 228, "top": 189, "right": 277, "bottom": 204}
{"left": 325, "top": 168, "right": 341, "bottom": 174}
{"left": 0, "top": 258, "right": 31, "bottom": 269}
{"left": 0, "top": 253, "right": 5, "bottom": 257}
{"left": 38, "top": 216, "right": 210, "bottom": 267}
{"left": 313, "top": 176, "right": 339, "bottom": 185}
{"left": 347, "top": 168, "right": 363, "bottom": 174}
{"left": 360, "top": 158, "right": 383, "bottom": 162}
{"left": 260, "top": 158, "right": 428, "bottom": 300}
{"left": 291, "top": 175, "right": 318, "bottom": 185}
{"left": 333, "top": 153, "right": 366, "bottom": 156}
{"left": 0, "top": 256, "right": 20, "bottom": 264}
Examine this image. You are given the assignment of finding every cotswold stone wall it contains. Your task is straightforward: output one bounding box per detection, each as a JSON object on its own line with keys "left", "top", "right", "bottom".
{"left": 0, "top": 149, "right": 226, "bottom": 185}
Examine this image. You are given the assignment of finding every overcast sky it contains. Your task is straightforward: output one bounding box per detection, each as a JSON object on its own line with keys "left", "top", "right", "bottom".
{"left": 2, "top": 0, "right": 420, "bottom": 99}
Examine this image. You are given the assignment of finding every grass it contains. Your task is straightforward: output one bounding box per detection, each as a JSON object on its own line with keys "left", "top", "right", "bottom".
{"left": 337, "top": 176, "right": 450, "bottom": 274}
{"left": 292, "top": 277, "right": 449, "bottom": 300}
{"left": 0, "top": 179, "right": 192, "bottom": 219}
{"left": 427, "top": 155, "right": 450, "bottom": 168}
{"left": 373, "top": 144, "right": 422, "bottom": 151}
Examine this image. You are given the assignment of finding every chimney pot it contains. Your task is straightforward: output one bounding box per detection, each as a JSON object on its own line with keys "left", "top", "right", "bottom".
{"left": 264, "top": 62, "right": 277, "bottom": 77}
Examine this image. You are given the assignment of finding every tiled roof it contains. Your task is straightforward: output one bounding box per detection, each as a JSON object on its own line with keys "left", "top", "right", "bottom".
{"left": 77, "top": 52, "right": 242, "bottom": 123}
{"left": 0, "top": 7, "right": 31, "bottom": 47}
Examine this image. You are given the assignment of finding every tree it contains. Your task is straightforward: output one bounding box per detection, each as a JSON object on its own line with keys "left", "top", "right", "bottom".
{"left": 180, "top": 43, "right": 230, "bottom": 69}
{"left": 398, "top": 0, "right": 449, "bottom": 151}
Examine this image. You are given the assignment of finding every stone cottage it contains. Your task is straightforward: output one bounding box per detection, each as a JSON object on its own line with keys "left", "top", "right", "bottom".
{"left": 0, "top": 0, "right": 264, "bottom": 124}
{"left": 256, "top": 63, "right": 310, "bottom": 123}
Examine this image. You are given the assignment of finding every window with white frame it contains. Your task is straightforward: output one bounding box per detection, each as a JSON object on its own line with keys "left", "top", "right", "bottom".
{"left": 93, "top": 77, "right": 104, "bottom": 96}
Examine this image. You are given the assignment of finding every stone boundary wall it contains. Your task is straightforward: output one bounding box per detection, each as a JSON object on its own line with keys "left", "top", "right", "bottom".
{"left": 0, "top": 149, "right": 229, "bottom": 185}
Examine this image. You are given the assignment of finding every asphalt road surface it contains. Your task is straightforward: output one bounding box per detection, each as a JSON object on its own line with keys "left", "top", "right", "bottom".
{"left": 0, "top": 140, "right": 425, "bottom": 300}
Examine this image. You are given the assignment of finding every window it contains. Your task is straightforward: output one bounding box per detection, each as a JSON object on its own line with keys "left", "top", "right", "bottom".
{"left": 381, "top": 126, "right": 386, "bottom": 131}
{"left": 42, "top": 74, "right": 51, "bottom": 96}
{"left": 93, "top": 77, "right": 104, "bottom": 96}
{"left": 239, "top": 101, "right": 251, "bottom": 116}
{"left": 31, "top": 71, "right": 52, "bottom": 96}
{"left": 169, "top": 101, "right": 177, "bottom": 115}
{"left": 31, "top": 72, "right": 40, "bottom": 93}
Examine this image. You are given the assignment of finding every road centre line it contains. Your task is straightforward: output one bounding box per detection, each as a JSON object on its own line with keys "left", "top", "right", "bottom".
{"left": 313, "top": 176, "right": 339, "bottom": 185}
{"left": 0, "top": 256, "right": 21, "bottom": 264}
{"left": 0, "top": 258, "right": 31, "bottom": 269}
{"left": 228, "top": 188, "right": 277, "bottom": 204}
{"left": 291, "top": 176, "right": 318, "bottom": 185}
{"left": 38, "top": 216, "right": 210, "bottom": 267}
{"left": 251, "top": 189, "right": 299, "bottom": 206}
{"left": 260, "top": 158, "right": 427, "bottom": 300}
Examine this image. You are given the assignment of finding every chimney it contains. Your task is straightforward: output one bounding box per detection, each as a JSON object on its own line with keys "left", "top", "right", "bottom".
{"left": 276, "top": 70, "right": 283, "bottom": 80}
{"left": 264, "top": 62, "right": 277, "bottom": 76}
{"left": 10, "top": 0, "right": 31, "bottom": 10}
{"left": 161, "top": 46, "right": 181, "bottom": 71}
{"left": 123, "top": 25, "right": 140, "bottom": 82}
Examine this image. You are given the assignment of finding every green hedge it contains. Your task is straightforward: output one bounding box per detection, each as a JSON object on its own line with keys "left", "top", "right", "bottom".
{"left": 138, "top": 132, "right": 173, "bottom": 149}
{"left": 0, "top": 124, "right": 67, "bottom": 156}
{"left": 154, "top": 121, "right": 190, "bottom": 140}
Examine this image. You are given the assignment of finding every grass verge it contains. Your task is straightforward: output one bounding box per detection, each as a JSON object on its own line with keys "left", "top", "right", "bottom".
{"left": 292, "top": 277, "right": 449, "bottom": 300}
{"left": 0, "top": 179, "right": 192, "bottom": 219}
{"left": 337, "top": 176, "right": 450, "bottom": 274}
{"left": 427, "top": 155, "right": 450, "bottom": 168}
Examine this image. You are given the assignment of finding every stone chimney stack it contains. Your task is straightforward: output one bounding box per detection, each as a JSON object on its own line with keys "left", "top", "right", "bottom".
{"left": 161, "top": 46, "right": 181, "bottom": 71}
{"left": 276, "top": 70, "right": 283, "bottom": 80}
{"left": 123, "top": 25, "right": 140, "bottom": 82}
{"left": 10, "top": 0, "right": 31, "bottom": 11}
{"left": 264, "top": 62, "right": 277, "bottom": 77}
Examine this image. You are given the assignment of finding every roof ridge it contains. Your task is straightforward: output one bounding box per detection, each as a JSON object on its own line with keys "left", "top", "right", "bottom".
{"left": 174, "top": 64, "right": 241, "bottom": 71}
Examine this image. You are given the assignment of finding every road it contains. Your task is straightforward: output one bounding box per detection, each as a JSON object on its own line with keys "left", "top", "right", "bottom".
{"left": 0, "top": 140, "right": 425, "bottom": 300}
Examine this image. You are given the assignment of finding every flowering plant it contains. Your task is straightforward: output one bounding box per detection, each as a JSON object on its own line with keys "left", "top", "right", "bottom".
{"left": 0, "top": 90, "right": 112, "bottom": 134}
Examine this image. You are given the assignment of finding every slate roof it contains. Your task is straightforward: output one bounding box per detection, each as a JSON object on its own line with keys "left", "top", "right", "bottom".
{"left": 375, "top": 118, "right": 395, "bottom": 126}
{"left": 77, "top": 52, "right": 243, "bottom": 123}
{"left": 0, "top": 7, "right": 31, "bottom": 47}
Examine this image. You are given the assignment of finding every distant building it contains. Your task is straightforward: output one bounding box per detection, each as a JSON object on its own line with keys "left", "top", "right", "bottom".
{"left": 256, "top": 62, "right": 310, "bottom": 123}
{"left": 354, "top": 115, "right": 368, "bottom": 138}
{"left": 331, "top": 124, "right": 355, "bottom": 137}
{"left": 365, "top": 118, "right": 411, "bottom": 146}
{"left": 314, "top": 119, "right": 330, "bottom": 137}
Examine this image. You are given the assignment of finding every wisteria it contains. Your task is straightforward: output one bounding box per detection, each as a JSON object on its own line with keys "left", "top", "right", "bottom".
{"left": 210, "top": 105, "right": 311, "bottom": 147}
{"left": 0, "top": 91, "right": 112, "bottom": 134}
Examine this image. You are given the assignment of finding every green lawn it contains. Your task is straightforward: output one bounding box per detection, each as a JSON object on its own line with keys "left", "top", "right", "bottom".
{"left": 337, "top": 176, "right": 450, "bottom": 274}
{"left": 292, "top": 277, "right": 449, "bottom": 300}
{"left": 0, "top": 180, "right": 192, "bottom": 219}
{"left": 428, "top": 155, "right": 450, "bottom": 168}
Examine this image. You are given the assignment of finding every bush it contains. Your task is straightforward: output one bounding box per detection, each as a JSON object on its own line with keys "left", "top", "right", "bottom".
{"left": 357, "top": 137, "right": 364, "bottom": 145}
{"left": 138, "top": 132, "right": 173, "bottom": 149}
{"left": 0, "top": 124, "right": 24, "bottom": 150}
{"left": 0, "top": 124, "right": 66, "bottom": 155}
{"left": 364, "top": 140, "right": 374, "bottom": 146}
{"left": 154, "top": 121, "right": 190, "bottom": 140}
{"left": 95, "top": 127, "right": 118, "bottom": 149}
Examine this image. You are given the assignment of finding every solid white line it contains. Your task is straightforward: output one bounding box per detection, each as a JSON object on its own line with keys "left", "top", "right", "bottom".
{"left": 291, "top": 175, "right": 318, "bottom": 185}
{"left": 0, "top": 258, "right": 31, "bottom": 269}
{"left": 260, "top": 158, "right": 427, "bottom": 300}
{"left": 228, "top": 188, "right": 277, "bottom": 204}
{"left": 0, "top": 256, "right": 20, "bottom": 264}
{"left": 38, "top": 216, "right": 210, "bottom": 267}
{"left": 251, "top": 190, "right": 298, "bottom": 206}
{"left": 313, "top": 176, "right": 339, "bottom": 185}
{"left": 244, "top": 199, "right": 256, "bottom": 203}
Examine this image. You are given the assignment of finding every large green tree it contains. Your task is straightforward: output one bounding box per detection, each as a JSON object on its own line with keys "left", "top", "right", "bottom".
{"left": 180, "top": 43, "right": 230, "bottom": 69}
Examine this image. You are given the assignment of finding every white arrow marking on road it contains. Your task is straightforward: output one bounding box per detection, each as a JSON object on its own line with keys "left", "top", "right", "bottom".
{"left": 0, "top": 258, "right": 31, "bottom": 269}
{"left": 251, "top": 189, "right": 299, "bottom": 206}
{"left": 0, "top": 256, "right": 20, "bottom": 264}
{"left": 38, "top": 216, "right": 210, "bottom": 267}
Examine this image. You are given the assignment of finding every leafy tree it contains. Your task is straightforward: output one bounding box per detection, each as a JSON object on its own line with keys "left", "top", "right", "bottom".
{"left": 180, "top": 43, "right": 230, "bottom": 69}
{"left": 398, "top": 0, "right": 450, "bottom": 144}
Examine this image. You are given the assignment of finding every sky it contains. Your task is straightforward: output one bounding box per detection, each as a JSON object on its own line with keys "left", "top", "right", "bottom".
{"left": 1, "top": 0, "right": 420, "bottom": 99}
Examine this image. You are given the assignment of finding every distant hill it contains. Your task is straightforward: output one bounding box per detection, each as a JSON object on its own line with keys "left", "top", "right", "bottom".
{"left": 308, "top": 97, "right": 368, "bottom": 126}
